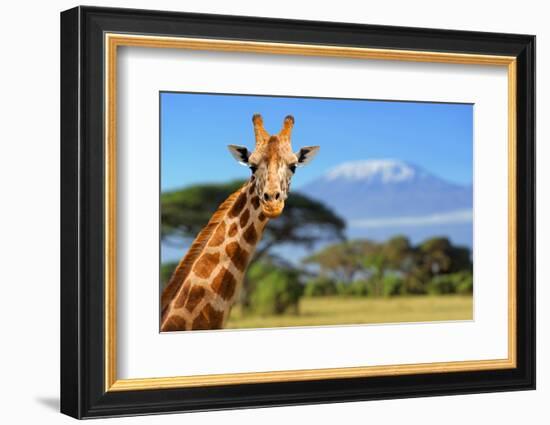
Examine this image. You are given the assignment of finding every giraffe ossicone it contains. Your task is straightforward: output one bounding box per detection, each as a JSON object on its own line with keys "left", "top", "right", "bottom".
{"left": 161, "top": 114, "right": 320, "bottom": 331}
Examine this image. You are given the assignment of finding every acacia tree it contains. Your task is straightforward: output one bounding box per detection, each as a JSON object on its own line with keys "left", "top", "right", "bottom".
{"left": 303, "top": 239, "right": 379, "bottom": 282}
{"left": 161, "top": 180, "right": 346, "bottom": 304}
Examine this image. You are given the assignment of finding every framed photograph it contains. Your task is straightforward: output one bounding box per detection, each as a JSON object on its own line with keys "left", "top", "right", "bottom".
{"left": 60, "top": 6, "right": 535, "bottom": 419}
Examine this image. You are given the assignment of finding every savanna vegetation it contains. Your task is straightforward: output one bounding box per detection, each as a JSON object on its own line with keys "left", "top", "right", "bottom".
{"left": 161, "top": 181, "right": 473, "bottom": 327}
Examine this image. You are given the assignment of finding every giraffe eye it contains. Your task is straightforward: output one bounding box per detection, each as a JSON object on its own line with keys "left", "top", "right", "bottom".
{"left": 249, "top": 164, "right": 257, "bottom": 174}
{"left": 289, "top": 164, "right": 297, "bottom": 173}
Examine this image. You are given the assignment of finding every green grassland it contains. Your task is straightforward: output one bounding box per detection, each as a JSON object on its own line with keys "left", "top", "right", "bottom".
{"left": 226, "top": 295, "right": 473, "bottom": 329}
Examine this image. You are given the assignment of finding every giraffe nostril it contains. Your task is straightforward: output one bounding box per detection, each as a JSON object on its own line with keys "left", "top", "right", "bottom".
{"left": 274, "top": 192, "right": 280, "bottom": 200}
{"left": 263, "top": 193, "right": 270, "bottom": 201}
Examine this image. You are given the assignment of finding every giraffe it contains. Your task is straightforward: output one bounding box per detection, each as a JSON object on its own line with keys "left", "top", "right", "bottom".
{"left": 160, "top": 113, "right": 319, "bottom": 332}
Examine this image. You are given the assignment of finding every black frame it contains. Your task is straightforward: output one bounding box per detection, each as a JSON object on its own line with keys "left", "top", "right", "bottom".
{"left": 61, "top": 6, "right": 536, "bottom": 419}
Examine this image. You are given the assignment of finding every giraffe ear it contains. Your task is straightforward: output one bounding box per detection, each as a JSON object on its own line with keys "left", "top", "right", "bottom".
{"left": 228, "top": 145, "right": 251, "bottom": 166}
{"left": 296, "top": 146, "right": 320, "bottom": 166}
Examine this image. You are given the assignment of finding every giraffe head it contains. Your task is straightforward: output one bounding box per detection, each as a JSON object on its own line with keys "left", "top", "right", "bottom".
{"left": 228, "top": 114, "right": 319, "bottom": 218}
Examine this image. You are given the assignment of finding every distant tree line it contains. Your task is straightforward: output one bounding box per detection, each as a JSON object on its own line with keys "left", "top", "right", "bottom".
{"left": 302, "top": 236, "right": 473, "bottom": 299}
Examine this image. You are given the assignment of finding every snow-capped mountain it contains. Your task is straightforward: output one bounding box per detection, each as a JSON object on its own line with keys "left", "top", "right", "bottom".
{"left": 297, "top": 159, "right": 473, "bottom": 248}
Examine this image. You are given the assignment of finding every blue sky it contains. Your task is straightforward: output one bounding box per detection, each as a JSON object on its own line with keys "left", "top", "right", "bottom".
{"left": 160, "top": 92, "right": 473, "bottom": 191}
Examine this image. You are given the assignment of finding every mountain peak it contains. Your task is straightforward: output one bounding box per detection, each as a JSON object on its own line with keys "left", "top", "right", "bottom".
{"left": 297, "top": 158, "right": 473, "bottom": 248}
{"left": 324, "top": 159, "right": 424, "bottom": 184}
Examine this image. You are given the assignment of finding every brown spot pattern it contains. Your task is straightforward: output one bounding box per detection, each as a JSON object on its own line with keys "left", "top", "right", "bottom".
{"left": 229, "top": 192, "right": 247, "bottom": 218}
{"left": 184, "top": 285, "right": 205, "bottom": 313}
{"left": 161, "top": 187, "right": 243, "bottom": 310}
{"left": 228, "top": 223, "right": 238, "bottom": 237}
{"left": 208, "top": 221, "right": 226, "bottom": 247}
{"left": 161, "top": 306, "right": 169, "bottom": 321}
{"left": 211, "top": 267, "right": 237, "bottom": 300}
{"left": 225, "top": 241, "right": 250, "bottom": 272}
{"left": 205, "top": 304, "right": 224, "bottom": 329}
{"left": 248, "top": 182, "right": 256, "bottom": 194}
{"left": 173, "top": 282, "right": 190, "bottom": 308}
{"left": 191, "top": 311, "right": 209, "bottom": 330}
{"left": 192, "top": 304, "right": 224, "bottom": 330}
{"left": 239, "top": 209, "right": 250, "bottom": 228}
{"left": 243, "top": 224, "right": 258, "bottom": 245}
{"left": 251, "top": 196, "right": 260, "bottom": 209}
{"left": 162, "top": 315, "right": 187, "bottom": 332}
{"left": 160, "top": 278, "right": 180, "bottom": 313}
{"left": 193, "top": 252, "right": 220, "bottom": 279}
{"left": 258, "top": 212, "right": 267, "bottom": 221}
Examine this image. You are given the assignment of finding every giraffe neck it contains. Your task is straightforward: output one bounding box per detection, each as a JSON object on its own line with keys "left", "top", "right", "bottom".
{"left": 161, "top": 179, "right": 268, "bottom": 331}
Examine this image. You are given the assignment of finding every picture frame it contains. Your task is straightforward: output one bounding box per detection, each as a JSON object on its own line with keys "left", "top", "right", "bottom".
{"left": 60, "top": 5, "right": 535, "bottom": 419}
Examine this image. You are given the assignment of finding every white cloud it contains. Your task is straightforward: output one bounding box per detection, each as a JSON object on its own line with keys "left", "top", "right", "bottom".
{"left": 350, "top": 209, "right": 473, "bottom": 229}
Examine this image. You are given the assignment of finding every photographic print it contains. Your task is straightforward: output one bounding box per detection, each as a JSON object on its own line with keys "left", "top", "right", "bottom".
{"left": 160, "top": 92, "right": 474, "bottom": 332}
{"left": 61, "top": 8, "right": 535, "bottom": 417}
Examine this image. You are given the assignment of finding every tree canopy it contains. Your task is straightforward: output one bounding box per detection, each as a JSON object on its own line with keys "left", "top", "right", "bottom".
{"left": 302, "top": 240, "right": 379, "bottom": 282}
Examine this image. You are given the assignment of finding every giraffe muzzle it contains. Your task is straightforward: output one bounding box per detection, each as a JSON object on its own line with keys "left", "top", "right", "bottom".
{"left": 261, "top": 200, "right": 284, "bottom": 218}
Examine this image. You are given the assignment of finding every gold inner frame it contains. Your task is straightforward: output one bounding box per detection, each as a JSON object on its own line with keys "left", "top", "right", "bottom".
{"left": 104, "top": 33, "right": 517, "bottom": 392}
